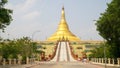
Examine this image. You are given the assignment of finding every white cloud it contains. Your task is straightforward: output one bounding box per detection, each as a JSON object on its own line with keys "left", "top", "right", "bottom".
{"left": 20, "top": 0, "right": 37, "bottom": 12}
{"left": 5, "top": 0, "right": 38, "bottom": 12}
{"left": 23, "top": 11, "right": 40, "bottom": 20}
{"left": 2, "top": 0, "right": 43, "bottom": 39}
{"left": 6, "top": 0, "right": 41, "bottom": 24}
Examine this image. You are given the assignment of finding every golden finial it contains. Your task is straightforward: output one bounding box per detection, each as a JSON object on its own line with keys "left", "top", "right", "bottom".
{"left": 61, "top": 6, "right": 65, "bottom": 21}
{"left": 62, "top": 6, "right": 64, "bottom": 10}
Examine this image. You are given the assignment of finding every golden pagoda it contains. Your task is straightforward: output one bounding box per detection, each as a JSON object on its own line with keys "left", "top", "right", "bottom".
{"left": 47, "top": 7, "right": 80, "bottom": 42}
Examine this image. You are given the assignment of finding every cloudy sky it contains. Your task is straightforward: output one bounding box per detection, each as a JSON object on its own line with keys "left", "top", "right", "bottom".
{"left": 1, "top": 0, "right": 112, "bottom": 41}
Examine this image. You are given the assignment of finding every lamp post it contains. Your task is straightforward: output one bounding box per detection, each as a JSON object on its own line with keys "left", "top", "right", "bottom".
{"left": 32, "top": 31, "right": 41, "bottom": 41}
{"left": 31, "top": 31, "right": 40, "bottom": 62}
{"left": 103, "top": 40, "right": 107, "bottom": 68}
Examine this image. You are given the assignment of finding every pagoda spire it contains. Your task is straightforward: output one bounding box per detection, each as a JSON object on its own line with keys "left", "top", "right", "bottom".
{"left": 47, "top": 7, "right": 80, "bottom": 42}
{"left": 61, "top": 6, "right": 66, "bottom": 21}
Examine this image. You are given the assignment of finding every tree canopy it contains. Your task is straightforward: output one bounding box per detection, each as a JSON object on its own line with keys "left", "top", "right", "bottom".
{"left": 0, "top": 0, "right": 12, "bottom": 32}
{"left": 96, "top": 0, "right": 120, "bottom": 58}
{"left": 89, "top": 43, "right": 111, "bottom": 58}
{"left": 0, "top": 37, "right": 38, "bottom": 59}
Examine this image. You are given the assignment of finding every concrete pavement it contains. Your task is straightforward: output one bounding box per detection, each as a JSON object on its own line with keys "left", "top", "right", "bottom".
{"left": 33, "top": 62, "right": 104, "bottom": 68}
{"left": 1, "top": 61, "right": 119, "bottom": 68}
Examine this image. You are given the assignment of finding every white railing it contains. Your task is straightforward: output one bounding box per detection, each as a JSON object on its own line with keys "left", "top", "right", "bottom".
{"left": 91, "top": 58, "right": 120, "bottom": 67}
{"left": 0, "top": 57, "right": 35, "bottom": 65}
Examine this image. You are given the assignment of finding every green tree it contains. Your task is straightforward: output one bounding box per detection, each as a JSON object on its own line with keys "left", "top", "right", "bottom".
{"left": 96, "top": 0, "right": 120, "bottom": 58}
{"left": 89, "top": 43, "right": 111, "bottom": 58}
{"left": 0, "top": 37, "right": 38, "bottom": 60}
{"left": 0, "top": 0, "right": 12, "bottom": 32}
{"left": 14, "top": 37, "right": 38, "bottom": 59}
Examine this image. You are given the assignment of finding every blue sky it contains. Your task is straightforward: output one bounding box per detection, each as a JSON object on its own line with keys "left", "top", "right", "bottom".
{"left": 1, "top": 0, "right": 112, "bottom": 41}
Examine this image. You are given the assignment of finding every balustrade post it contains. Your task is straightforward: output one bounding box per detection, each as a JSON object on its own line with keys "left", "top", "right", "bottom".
{"left": 99, "top": 58, "right": 101, "bottom": 63}
{"left": 108, "top": 58, "right": 111, "bottom": 64}
{"left": 117, "top": 58, "right": 120, "bottom": 66}
{"left": 14, "top": 59, "right": 16, "bottom": 65}
{"left": 17, "top": 54, "right": 22, "bottom": 65}
{"left": 112, "top": 58, "right": 114, "bottom": 65}
{"left": 8, "top": 59, "right": 12, "bottom": 65}
{"left": 26, "top": 57, "right": 29, "bottom": 64}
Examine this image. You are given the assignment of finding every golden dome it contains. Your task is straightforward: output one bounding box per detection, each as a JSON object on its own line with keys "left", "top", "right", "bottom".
{"left": 47, "top": 7, "right": 80, "bottom": 42}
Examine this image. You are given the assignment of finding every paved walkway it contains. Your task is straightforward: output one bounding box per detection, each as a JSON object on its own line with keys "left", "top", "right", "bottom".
{"left": 1, "top": 61, "right": 118, "bottom": 68}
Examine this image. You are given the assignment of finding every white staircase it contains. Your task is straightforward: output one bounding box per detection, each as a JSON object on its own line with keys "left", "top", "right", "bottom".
{"left": 51, "top": 42, "right": 76, "bottom": 62}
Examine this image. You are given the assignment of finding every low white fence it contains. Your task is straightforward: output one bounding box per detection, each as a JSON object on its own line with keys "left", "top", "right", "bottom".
{"left": 91, "top": 58, "right": 120, "bottom": 67}
{"left": 0, "top": 57, "right": 35, "bottom": 65}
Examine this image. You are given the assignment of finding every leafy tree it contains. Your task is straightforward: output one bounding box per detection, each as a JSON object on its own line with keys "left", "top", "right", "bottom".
{"left": 89, "top": 43, "right": 111, "bottom": 58}
{"left": 96, "top": 0, "right": 120, "bottom": 58}
{"left": 14, "top": 37, "right": 38, "bottom": 59}
{"left": 2, "top": 41, "right": 19, "bottom": 58}
{"left": 0, "top": 0, "right": 12, "bottom": 32}
{"left": 0, "top": 37, "right": 39, "bottom": 60}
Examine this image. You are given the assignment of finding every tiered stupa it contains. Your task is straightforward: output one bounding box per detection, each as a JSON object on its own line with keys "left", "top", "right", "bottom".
{"left": 47, "top": 7, "right": 80, "bottom": 42}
